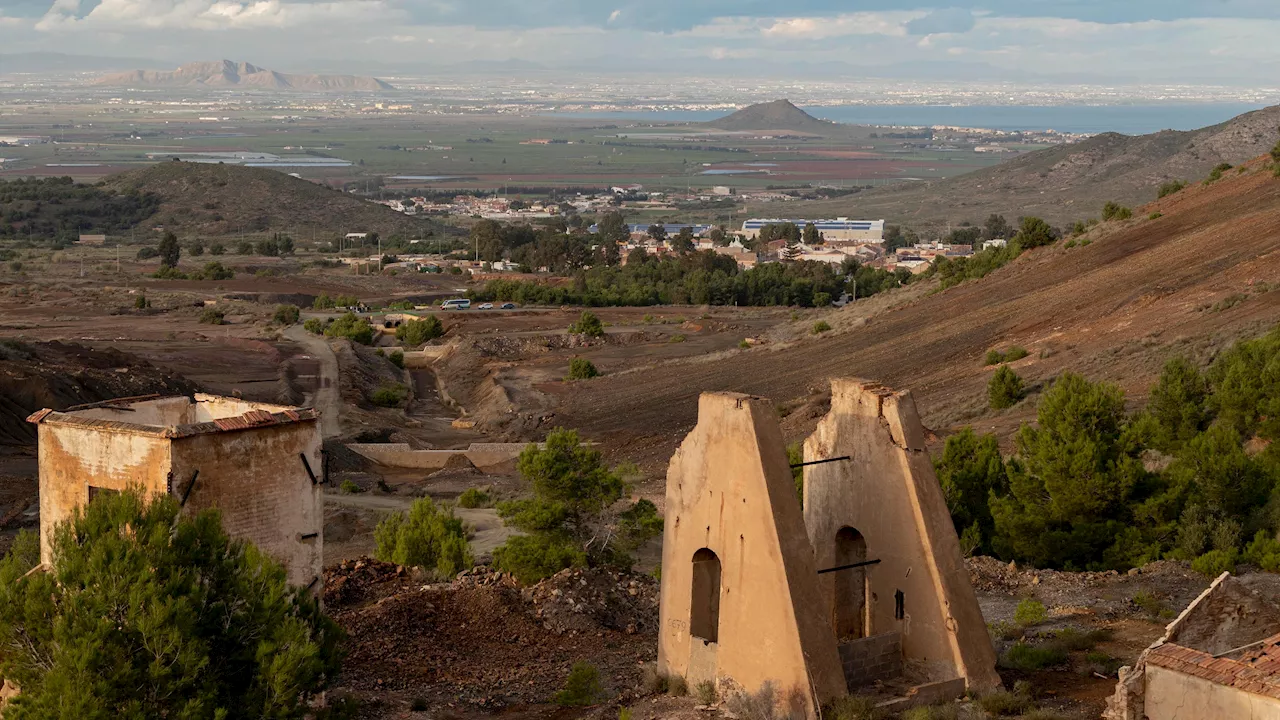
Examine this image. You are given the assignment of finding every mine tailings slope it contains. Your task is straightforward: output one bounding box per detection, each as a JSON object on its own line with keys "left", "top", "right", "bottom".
{"left": 554, "top": 158, "right": 1280, "bottom": 456}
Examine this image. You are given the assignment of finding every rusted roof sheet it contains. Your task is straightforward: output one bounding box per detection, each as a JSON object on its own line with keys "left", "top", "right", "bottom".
{"left": 37, "top": 406, "right": 320, "bottom": 437}
{"left": 26, "top": 408, "right": 55, "bottom": 424}
{"left": 1148, "top": 635, "right": 1280, "bottom": 700}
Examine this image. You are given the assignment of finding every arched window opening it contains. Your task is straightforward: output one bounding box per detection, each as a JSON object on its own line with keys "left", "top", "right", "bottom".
{"left": 833, "top": 527, "right": 868, "bottom": 640}
{"left": 691, "top": 548, "right": 721, "bottom": 643}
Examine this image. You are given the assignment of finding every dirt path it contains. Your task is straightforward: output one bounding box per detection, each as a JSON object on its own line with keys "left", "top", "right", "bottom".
{"left": 284, "top": 324, "right": 342, "bottom": 438}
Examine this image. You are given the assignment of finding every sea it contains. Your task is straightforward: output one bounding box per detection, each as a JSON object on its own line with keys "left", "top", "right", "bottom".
{"left": 550, "top": 103, "right": 1268, "bottom": 135}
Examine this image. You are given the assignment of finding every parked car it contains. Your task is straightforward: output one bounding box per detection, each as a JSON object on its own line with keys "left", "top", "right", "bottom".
{"left": 500, "top": 303, "right": 516, "bottom": 310}
{"left": 478, "top": 303, "right": 494, "bottom": 310}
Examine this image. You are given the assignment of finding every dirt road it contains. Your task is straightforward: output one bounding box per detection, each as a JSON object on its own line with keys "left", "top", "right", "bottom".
{"left": 325, "top": 490, "right": 514, "bottom": 557}
{"left": 284, "top": 324, "right": 342, "bottom": 438}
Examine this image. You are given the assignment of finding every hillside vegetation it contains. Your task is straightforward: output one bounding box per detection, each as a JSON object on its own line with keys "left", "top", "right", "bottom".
{"left": 792, "top": 104, "right": 1280, "bottom": 228}
{"left": 102, "top": 162, "right": 442, "bottom": 238}
{"left": 554, "top": 155, "right": 1280, "bottom": 465}
{"left": 0, "top": 177, "right": 160, "bottom": 241}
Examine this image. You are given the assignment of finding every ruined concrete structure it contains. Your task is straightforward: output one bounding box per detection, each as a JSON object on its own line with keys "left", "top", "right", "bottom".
{"left": 658, "top": 380, "right": 998, "bottom": 719}
{"left": 28, "top": 393, "right": 324, "bottom": 589}
{"left": 1106, "top": 572, "right": 1280, "bottom": 720}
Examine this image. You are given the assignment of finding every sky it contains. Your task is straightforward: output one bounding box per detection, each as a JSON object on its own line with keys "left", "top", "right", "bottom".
{"left": 1, "top": 0, "right": 1278, "bottom": 84}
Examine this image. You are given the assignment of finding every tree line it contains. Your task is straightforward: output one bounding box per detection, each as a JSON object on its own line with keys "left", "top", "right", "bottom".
{"left": 0, "top": 177, "right": 161, "bottom": 240}
{"left": 937, "top": 324, "right": 1280, "bottom": 575}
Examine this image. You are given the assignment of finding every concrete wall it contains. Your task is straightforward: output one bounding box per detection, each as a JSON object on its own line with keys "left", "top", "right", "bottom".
{"left": 658, "top": 392, "right": 846, "bottom": 719}
{"left": 71, "top": 396, "right": 193, "bottom": 425}
{"left": 346, "top": 442, "right": 533, "bottom": 469}
{"left": 803, "top": 379, "right": 1000, "bottom": 691}
{"left": 1145, "top": 665, "right": 1280, "bottom": 720}
{"left": 170, "top": 421, "right": 323, "bottom": 588}
{"left": 839, "top": 632, "right": 903, "bottom": 688}
{"left": 36, "top": 423, "right": 171, "bottom": 565}
{"left": 402, "top": 347, "right": 448, "bottom": 368}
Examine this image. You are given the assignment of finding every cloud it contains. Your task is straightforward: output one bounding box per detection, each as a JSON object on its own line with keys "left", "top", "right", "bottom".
{"left": 38, "top": 0, "right": 403, "bottom": 31}
{"left": 905, "top": 7, "right": 975, "bottom": 35}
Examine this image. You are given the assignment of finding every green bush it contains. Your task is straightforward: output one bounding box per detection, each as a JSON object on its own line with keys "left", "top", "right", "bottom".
{"left": 388, "top": 350, "right": 404, "bottom": 369}
{"left": 901, "top": 704, "right": 960, "bottom": 720}
{"left": 1149, "top": 212, "right": 1163, "bottom": 220}
{"left": 812, "top": 320, "right": 832, "bottom": 334}
{"left": 1014, "top": 597, "right": 1048, "bottom": 626}
{"left": 396, "top": 316, "right": 444, "bottom": 345}
{"left": 371, "top": 383, "right": 407, "bottom": 408}
{"left": 0, "top": 491, "right": 341, "bottom": 717}
{"left": 324, "top": 312, "right": 374, "bottom": 344}
{"left": 567, "top": 358, "right": 599, "bottom": 380}
{"left": 554, "top": 661, "right": 604, "bottom": 706}
{"left": 209, "top": 243, "right": 225, "bottom": 256}
{"left": 669, "top": 334, "right": 686, "bottom": 343}
{"left": 569, "top": 311, "right": 605, "bottom": 337}
{"left": 1132, "top": 590, "right": 1171, "bottom": 618}
{"left": 666, "top": 676, "right": 688, "bottom": 697}
{"left": 1204, "top": 162, "right": 1233, "bottom": 184}
{"left": 198, "top": 307, "right": 225, "bottom": 325}
{"left": 695, "top": 680, "right": 717, "bottom": 705}
{"left": 739, "top": 339, "right": 751, "bottom": 349}
{"left": 493, "top": 533, "right": 587, "bottom": 585}
{"left": 303, "top": 318, "right": 326, "bottom": 335}
{"left": 1244, "top": 531, "right": 1280, "bottom": 572}
{"left": 340, "top": 479, "right": 363, "bottom": 494}
{"left": 985, "top": 349, "right": 1005, "bottom": 365}
{"left": 136, "top": 246, "right": 159, "bottom": 260}
{"left": 1000, "top": 641, "right": 1068, "bottom": 670}
{"left": 1192, "top": 548, "right": 1238, "bottom": 578}
{"left": 192, "top": 261, "right": 234, "bottom": 281}
{"left": 457, "top": 487, "right": 491, "bottom": 509}
{"left": 1157, "top": 180, "right": 1188, "bottom": 198}
{"left": 824, "top": 694, "right": 885, "bottom": 720}
{"left": 133, "top": 295, "right": 149, "bottom": 309}
{"left": 273, "top": 304, "right": 301, "bottom": 325}
{"left": 988, "top": 366, "right": 1025, "bottom": 409}
{"left": 1005, "top": 346, "right": 1029, "bottom": 362}
{"left": 373, "top": 497, "right": 472, "bottom": 577}
{"left": 977, "top": 688, "right": 1034, "bottom": 717}
{"left": 1102, "top": 201, "right": 1133, "bottom": 221}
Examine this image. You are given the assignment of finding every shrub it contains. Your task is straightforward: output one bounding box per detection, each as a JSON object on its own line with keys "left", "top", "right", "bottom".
{"left": 901, "top": 705, "right": 960, "bottom": 720}
{"left": 1051, "top": 626, "right": 1110, "bottom": 651}
{"left": 457, "top": 487, "right": 491, "bottom": 508}
{"left": 303, "top": 318, "right": 326, "bottom": 334}
{"left": 396, "top": 316, "right": 444, "bottom": 346}
{"left": 373, "top": 497, "right": 472, "bottom": 577}
{"left": 198, "top": 307, "right": 225, "bottom": 325}
{"left": 1064, "top": 239, "right": 1077, "bottom": 249}
{"left": 667, "top": 675, "right": 688, "bottom": 697}
{"left": 325, "top": 312, "right": 374, "bottom": 344}
{"left": 1149, "top": 212, "right": 1163, "bottom": 220}
{"left": 1157, "top": 180, "right": 1188, "bottom": 198}
{"left": 1014, "top": 597, "right": 1048, "bottom": 626}
{"left": 273, "top": 304, "right": 301, "bottom": 325}
{"left": 739, "top": 339, "right": 751, "bottom": 349}
{"left": 189, "top": 261, "right": 233, "bottom": 280}
{"left": 554, "top": 661, "right": 604, "bottom": 706}
{"left": 669, "top": 334, "right": 686, "bottom": 343}
{"left": 1192, "top": 548, "right": 1238, "bottom": 578}
{"left": 824, "top": 693, "right": 885, "bottom": 720}
{"left": 371, "top": 383, "right": 407, "bottom": 408}
{"left": 641, "top": 665, "right": 669, "bottom": 694}
{"left": 1204, "top": 162, "right": 1233, "bottom": 184}
{"left": 985, "top": 349, "right": 1005, "bottom": 366}
{"left": 210, "top": 242, "right": 225, "bottom": 255}
{"left": 388, "top": 350, "right": 404, "bottom": 369}
{"left": 152, "top": 266, "right": 188, "bottom": 280}
{"left": 569, "top": 311, "right": 605, "bottom": 337}
{"left": 133, "top": 295, "right": 148, "bottom": 309}
{"left": 695, "top": 680, "right": 717, "bottom": 705}
{"left": 814, "top": 291, "right": 832, "bottom": 307}
{"left": 340, "top": 479, "right": 363, "bottom": 494}
{"left": 977, "top": 686, "right": 1033, "bottom": 716}
{"left": 1244, "top": 530, "right": 1280, "bottom": 572}
{"left": 1004, "top": 346, "right": 1029, "bottom": 362}
{"left": 135, "top": 246, "right": 159, "bottom": 260}
{"left": 812, "top": 320, "right": 832, "bottom": 334}
{"left": 1102, "top": 201, "right": 1133, "bottom": 221}
{"left": 567, "top": 357, "right": 599, "bottom": 380}
{"left": 0, "top": 492, "right": 341, "bottom": 717}
{"left": 1000, "top": 640, "right": 1068, "bottom": 670}
{"left": 493, "top": 533, "right": 587, "bottom": 584}
{"left": 1272, "top": 140, "right": 1280, "bottom": 163}
{"left": 988, "top": 366, "right": 1024, "bottom": 409}
{"left": 1132, "top": 590, "right": 1172, "bottom": 618}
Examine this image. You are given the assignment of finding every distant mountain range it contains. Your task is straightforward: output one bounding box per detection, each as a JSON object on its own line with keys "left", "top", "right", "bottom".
{"left": 707, "top": 99, "right": 840, "bottom": 134}
{"left": 93, "top": 60, "right": 394, "bottom": 92}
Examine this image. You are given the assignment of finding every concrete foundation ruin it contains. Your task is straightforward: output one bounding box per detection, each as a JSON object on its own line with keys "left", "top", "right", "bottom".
{"left": 28, "top": 393, "right": 325, "bottom": 589}
{"left": 658, "top": 380, "right": 999, "bottom": 718}
{"left": 1105, "top": 572, "right": 1280, "bottom": 720}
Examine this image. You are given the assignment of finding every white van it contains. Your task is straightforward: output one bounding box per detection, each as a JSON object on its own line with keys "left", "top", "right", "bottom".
{"left": 441, "top": 299, "right": 471, "bottom": 310}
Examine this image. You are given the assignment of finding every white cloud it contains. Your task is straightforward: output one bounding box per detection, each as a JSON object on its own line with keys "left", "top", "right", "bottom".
{"left": 38, "top": 0, "right": 404, "bottom": 31}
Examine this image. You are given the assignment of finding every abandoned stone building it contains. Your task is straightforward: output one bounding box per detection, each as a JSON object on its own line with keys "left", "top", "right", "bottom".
{"left": 658, "top": 380, "right": 999, "bottom": 719}
{"left": 27, "top": 393, "right": 325, "bottom": 589}
{"left": 1106, "top": 572, "right": 1280, "bottom": 720}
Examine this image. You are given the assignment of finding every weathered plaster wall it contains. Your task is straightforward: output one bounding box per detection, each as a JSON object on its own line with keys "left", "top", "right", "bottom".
{"left": 1145, "top": 665, "right": 1280, "bottom": 720}
{"left": 658, "top": 392, "right": 846, "bottom": 719}
{"left": 36, "top": 424, "right": 170, "bottom": 564}
{"left": 170, "top": 421, "right": 323, "bottom": 588}
{"left": 71, "top": 396, "right": 193, "bottom": 425}
{"left": 803, "top": 379, "right": 1000, "bottom": 691}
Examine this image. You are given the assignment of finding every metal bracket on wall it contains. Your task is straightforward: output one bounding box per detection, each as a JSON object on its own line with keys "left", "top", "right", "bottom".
{"left": 179, "top": 470, "right": 200, "bottom": 508}
{"left": 299, "top": 532, "right": 319, "bottom": 541}
{"left": 789, "top": 455, "right": 852, "bottom": 469}
{"left": 306, "top": 576, "right": 320, "bottom": 593}
{"left": 817, "top": 558, "right": 882, "bottom": 575}
{"left": 300, "top": 453, "right": 318, "bottom": 485}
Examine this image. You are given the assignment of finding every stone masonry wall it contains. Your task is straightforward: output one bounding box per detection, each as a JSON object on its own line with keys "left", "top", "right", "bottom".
{"left": 839, "top": 632, "right": 903, "bottom": 689}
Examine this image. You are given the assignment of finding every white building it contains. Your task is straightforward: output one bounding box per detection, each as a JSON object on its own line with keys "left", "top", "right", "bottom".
{"left": 741, "top": 218, "right": 885, "bottom": 243}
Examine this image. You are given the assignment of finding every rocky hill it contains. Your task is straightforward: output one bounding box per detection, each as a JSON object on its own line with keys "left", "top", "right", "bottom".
{"left": 554, "top": 154, "right": 1280, "bottom": 457}
{"left": 93, "top": 60, "right": 393, "bottom": 92}
{"left": 102, "top": 162, "right": 437, "bottom": 237}
{"left": 791, "top": 105, "right": 1280, "bottom": 229}
{"left": 706, "top": 99, "right": 839, "bottom": 134}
